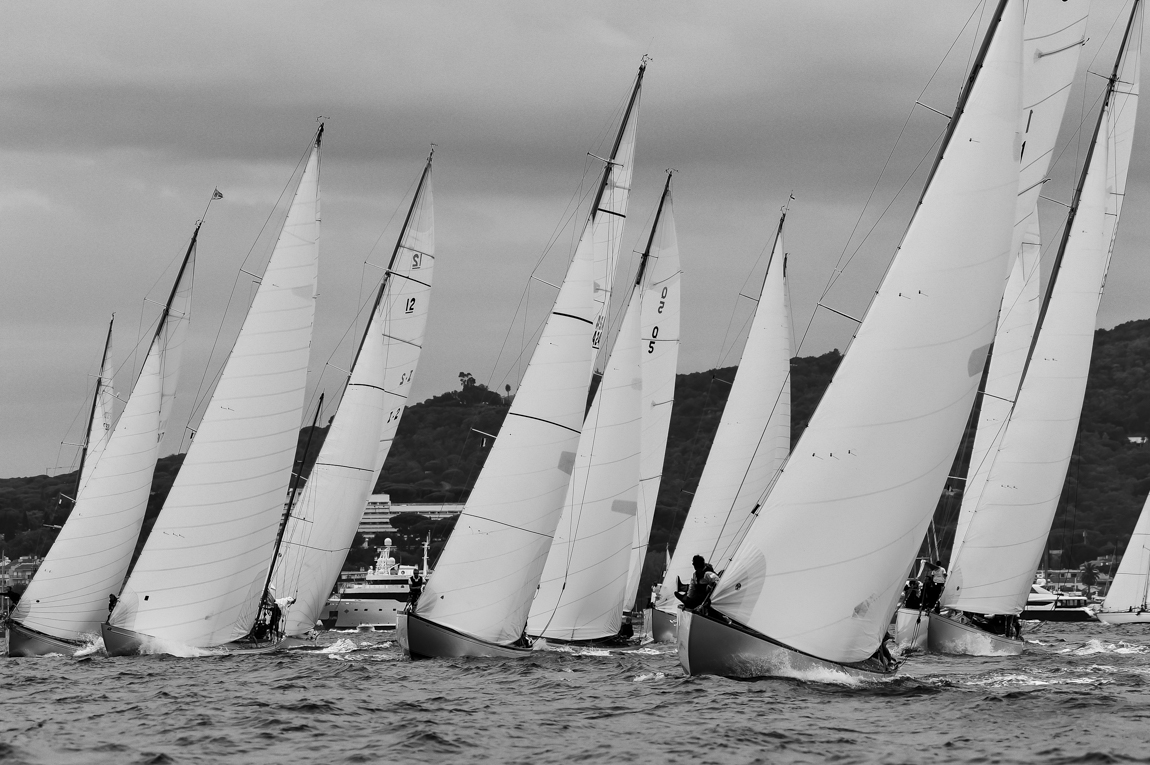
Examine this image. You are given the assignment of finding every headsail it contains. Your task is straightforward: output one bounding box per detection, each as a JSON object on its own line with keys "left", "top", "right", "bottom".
{"left": 1103, "top": 493, "right": 1150, "bottom": 613}
{"left": 272, "top": 153, "right": 435, "bottom": 638}
{"left": 707, "top": 0, "right": 1023, "bottom": 664}
{"left": 109, "top": 127, "right": 323, "bottom": 647}
{"left": 14, "top": 223, "right": 198, "bottom": 642}
{"left": 655, "top": 210, "right": 790, "bottom": 614}
{"left": 950, "top": 0, "right": 1089, "bottom": 561}
{"left": 943, "top": 0, "right": 1141, "bottom": 616}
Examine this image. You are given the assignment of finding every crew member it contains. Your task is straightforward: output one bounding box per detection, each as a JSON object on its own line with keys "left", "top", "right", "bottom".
{"left": 675, "top": 555, "right": 719, "bottom": 610}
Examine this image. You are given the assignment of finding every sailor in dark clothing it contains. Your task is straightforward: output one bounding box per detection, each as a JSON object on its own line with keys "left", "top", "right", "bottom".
{"left": 108, "top": 593, "right": 118, "bottom": 616}
{"left": 675, "top": 555, "right": 719, "bottom": 610}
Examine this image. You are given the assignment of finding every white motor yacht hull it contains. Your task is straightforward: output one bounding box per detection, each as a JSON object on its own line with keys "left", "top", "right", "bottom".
{"left": 1096, "top": 610, "right": 1150, "bottom": 625}
{"left": 651, "top": 608, "right": 677, "bottom": 643}
{"left": 894, "top": 607, "right": 929, "bottom": 651}
{"left": 398, "top": 612, "right": 533, "bottom": 660}
{"left": 677, "top": 609, "right": 894, "bottom": 681}
{"left": 6, "top": 621, "right": 84, "bottom": 657}
{"left": 927, "top": 612, "right": 1023, "bottom": 656}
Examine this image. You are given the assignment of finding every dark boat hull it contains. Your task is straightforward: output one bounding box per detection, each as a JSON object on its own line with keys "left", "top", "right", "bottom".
{"left": 677, "top": 609, "right": 894, "bottom": 681}
{"left": 927, "top": 611, "right": 1023, "bottom": 656}
{"left": 398, "top": 612, "right": 533, "bottom": 660}
{"left": 101, "top": 622, "right": 282, "bottom": 656}
{"left": 1020, "top": 607, "right": 1098, "bottom": 622}
{"left": 7, "top": 622, "right": 84, "bottom": 657}
{"left": 651, "top": 608, "right": 677, "bottom": 643}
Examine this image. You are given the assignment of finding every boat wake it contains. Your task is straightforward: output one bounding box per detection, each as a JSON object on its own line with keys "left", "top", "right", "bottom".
{"left": 136, "top": 636, "right": 220, "bottom": 658}
{"left": 73, "top": 636, "right": 105, "bottom": 658}
{"left": 319, "top": 639, "right": 359, "bottom": 654}
{"left": 632, "top": 671, "right": 666, "bottom": 682}
{"left": 1059, "top": 638, "right": 1148, "bottom": 656}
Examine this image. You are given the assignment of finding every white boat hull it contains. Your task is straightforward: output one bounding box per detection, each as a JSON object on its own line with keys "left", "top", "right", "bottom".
{"left": 894, "top": 607, "right": 929, "bottom": 651}
{"left": 398, "top": 612, "right": 533, "bottom": 660}
{"left": 6, "top": 621, "right": 84, "bottom": 657}
{"left": 677, "top": 609, "right": 894, "bottom": 681}
{"left": 1096, "top": 610, "right": 1150, "bottom": 625}
{"left": 927, "top": 612, "right": 1023, "bottom": 656}
{"left": 331, "top": 595, "right": 404, "bottom": 630}
{"left": 651, "top": 608, "right": 677, "bottom": 643}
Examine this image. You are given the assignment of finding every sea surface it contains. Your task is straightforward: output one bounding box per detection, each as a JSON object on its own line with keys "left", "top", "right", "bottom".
{"left": 2, "top": 621, "right": 1150, "bottom": 764}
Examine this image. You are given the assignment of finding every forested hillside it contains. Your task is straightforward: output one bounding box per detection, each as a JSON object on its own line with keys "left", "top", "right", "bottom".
{"left": 4, "top": 319, "right": 1150, "bottom": 593}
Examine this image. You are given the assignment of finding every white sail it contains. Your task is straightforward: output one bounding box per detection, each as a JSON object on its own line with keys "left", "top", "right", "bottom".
{"left": 707, "top": 2, "right": 1023, "bottom": 664}
{"left": 273, "top": 158, "right": 434, "bottom": 638}
{"left": 414, "top": 216, "right": 594, "bottom": 645}
{"left": 110, "top": 132, "right": 322, "bottom": 647}
{"left": 527, "top": 277, "right": 642, "bottom": 641}
{"left": 413, "top": 66, "right": 644, "bottom": 647}
{"left": 655, "top": 213, "right": 790, "bottom": 614}
{"left": 950, "top": 0, "right": 1088, "bottom": 559}
{"left": 1103, "top": 494, "right": 1150, "bottom": 612}
{"left": 14, "top": 232, "right": 196, "bottom": 641}
{"left": 78, "top": 317, "right": 116, "bottom": 494}
{"left": 623, "top": 182, "right": 682, "bottom": 612}
{"left": 944, "top": 4, "right": 1141, "bottom": 615}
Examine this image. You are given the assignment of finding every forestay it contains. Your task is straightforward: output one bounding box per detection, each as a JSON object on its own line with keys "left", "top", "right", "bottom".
{"left": 110, "top": 132, "right": 322, "bottom": 647}
{"left": 950, "top": 0, "right": 1089, "bottom": 558}
{"left": 708, "top": 1, "right": 1023, "bottom": 664}
{"left": 944, "top": 3, "right": 1141, "bottom": 616}
{"left": 78, "top": 317, "right": 116, "bottom": 496}
{"left": 272, "top": 157, "right": 435, "bottom": 638}
{"left": 16, "top": 230, "right": 196, "bottom": 641}
{"left": 655, "top": 212, "right": 790, "bottom": 615}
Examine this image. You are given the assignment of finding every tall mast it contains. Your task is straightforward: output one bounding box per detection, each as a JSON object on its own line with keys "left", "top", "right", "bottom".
{"left": 74, "top": 313, "right": 115, "bottom": 499}
{"left": 633, "top": 170, "right": 673, "bottom": 288}
{"left": 589, "top": 61, "right": 645, "bottom": 217}
{"left": 1015, "top": 0, "right": 1141, "bottom": 393}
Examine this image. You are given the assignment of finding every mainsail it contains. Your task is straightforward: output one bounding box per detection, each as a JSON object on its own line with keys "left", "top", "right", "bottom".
{"left": 272, "top": 153, "right": 435, "bottom": 638}
{"left": 77, "top": 315, "right": 116, "bottom": 496}
{"left": 623, "top": 176, "right": 682, "bottom": 612}
{"left": 109, "top": 127, "right": 323, "bottom": 647}
{"left": 943, "top": 0, "right": 1142, "bottom": 616}
{"left": 950, "top": 0, "right": 1089, "bottom": 557}
{"left": 527, "top": 174, "right": 676, "bottom": 641}
{"left": 413, "top": 65, "right": 644, "bottom": 648}
{"left": 706, "top": 0, "right": 1023, "bottom": 664}
{"left": 655, "top": 210, "right": 790, "bottom": 615}
{"left": 14, "top": 225, "right": 197, "bottom": 643}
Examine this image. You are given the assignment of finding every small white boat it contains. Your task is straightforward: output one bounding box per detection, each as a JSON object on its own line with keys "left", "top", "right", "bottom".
{"left": 1021, "top": 582, "right": 1096, "bottom": 622}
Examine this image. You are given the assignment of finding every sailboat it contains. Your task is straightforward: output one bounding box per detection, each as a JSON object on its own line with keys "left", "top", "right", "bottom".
{"left": 270, "top": 151, "right": 436, "bottom": 641}
{"left": 1099, "top": 492, "right": 1150, "bottom": 623}
{"left": 650, "top": 208, "right": 791, "bottom": 644}
{"left": 937, "top": 2, "right": 1142, "bottom": 652}
{"left": 678, "top": 0, "right": 1023, "bottom": 680}
{"left": 398, "top": 63, "right": 644, "bottom": 659}
{"left": 102, "top": 125, "right": 323, "bottom": 656}
{"left": 893, "top": 0, "right": 1090, "bottom": 651}
{"left": 933, "top": 0, "right": 1141, "bottom": 656}
{"left": 9, "top": 222, "right": 199, "bottom": 657}
{"left": 526, "top": 171, "right": 678, "bottom": 644}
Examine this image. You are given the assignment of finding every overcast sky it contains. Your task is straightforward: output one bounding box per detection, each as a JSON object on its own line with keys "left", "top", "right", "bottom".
{"left": 1, "top": 1, "right": 1145, "bottom": 479}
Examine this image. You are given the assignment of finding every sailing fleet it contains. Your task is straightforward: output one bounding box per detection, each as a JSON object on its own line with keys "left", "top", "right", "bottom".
{"left": 7, "top": 0, "right": 1150, "bottom": 682}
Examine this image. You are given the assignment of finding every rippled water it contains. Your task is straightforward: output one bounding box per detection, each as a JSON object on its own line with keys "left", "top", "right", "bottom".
{"left": 3, "top": 622, "right": 1150, "bottom": 764}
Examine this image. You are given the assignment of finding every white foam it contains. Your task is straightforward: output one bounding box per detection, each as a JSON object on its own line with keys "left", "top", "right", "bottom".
{"left": 320, "top": 639, "right": 359, "bottom": 654}
{"left": 137, "top": 636, "right": 220, "bottom": 657}
{"left": 1059, "top": 638, "right": 1149, "bottom": 656}
{"left": 72, "top": 636, "right": 105, "bottom": 658}
{"left": 632, "top": 672, "right": 666, "bottom": 682}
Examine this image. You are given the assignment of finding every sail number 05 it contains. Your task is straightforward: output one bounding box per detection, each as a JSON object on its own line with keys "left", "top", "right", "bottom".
{"left": 648, "top": 286, "right": 669, "bottom": 352}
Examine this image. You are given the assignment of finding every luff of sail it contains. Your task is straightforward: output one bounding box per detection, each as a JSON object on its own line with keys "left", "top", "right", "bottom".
{"left": 705, "top": 0, "right": 1023, "bottom": 665}
{"left": 943, "top": 1, "right": 1141, "bottom": 616}
{"left": 950, "top": 0, "right": 1089, "bottom": 558}
{"left": 109, "top": 129, "right": 322, "bottom": 648}
{"left": 272, "top": 154, "right": 435, "bottom": 638}
{"left": 656, "top": 211, "right": 790, "bottom": 614}
{"left": 77, "top": 315, "right": 116, "bottom": 496}
{"left": 13, "top": 226, "right": 197, "bottom": 644}
{"left": 623, "top": 176, "right": 682, "bottom": 613}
